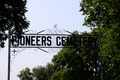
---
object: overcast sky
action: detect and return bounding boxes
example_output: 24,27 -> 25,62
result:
0,0 -> 91,80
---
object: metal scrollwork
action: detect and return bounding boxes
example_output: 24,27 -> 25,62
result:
47,48 -> 61,53
34,48 -> 39,52
10,48 -> 27,64
34,48 -> 61,53
45,24 -> 67,34
25,30 -> 37,34
33,48 -> 48,53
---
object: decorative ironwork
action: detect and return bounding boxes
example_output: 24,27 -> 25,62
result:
45,24 -> 71,34
10,48 -> 27,64
12,49 -> 17,54
47,48 -> 62,53
10,24 -> 69,64
10,23 -> 97,65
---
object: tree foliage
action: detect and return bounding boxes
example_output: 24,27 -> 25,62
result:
17,67 -> 33,80
51,31 -> 104,80
17,63 -> 54,80
80,0 -> 120,28
32,66 -> 48,80
80,0 -> 120,79
32,63 -> 54,80
0,0 -> 29,47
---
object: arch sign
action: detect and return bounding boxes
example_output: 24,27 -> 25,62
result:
10,24 -> 99,63
11,24 -> 98,51
8,24 -> 100,80
10,24 -> 99,65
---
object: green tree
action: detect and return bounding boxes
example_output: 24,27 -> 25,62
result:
17,67 -> 33,80
80,0 -> 120,79
17,63 -> 54,80
0,0 -> 29,47
79,0 -> 120,28
32,66 -> 47,80
51,31 -> 104,80
46,63 -> 55,79
32,63 -> 54,80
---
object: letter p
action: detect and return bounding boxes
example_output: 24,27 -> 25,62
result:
11,36 -> 17,45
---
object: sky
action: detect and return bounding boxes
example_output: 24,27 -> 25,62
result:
0,0 -> 91,80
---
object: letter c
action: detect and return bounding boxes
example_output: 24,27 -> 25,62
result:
56,36 -> 61,46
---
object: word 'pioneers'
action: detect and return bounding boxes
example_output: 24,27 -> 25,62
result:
11,34 -> 98,48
